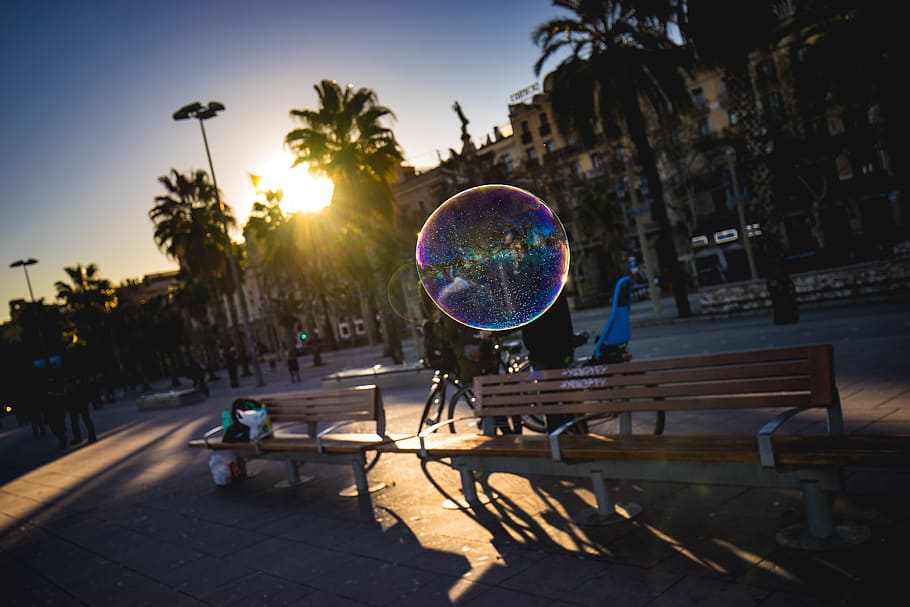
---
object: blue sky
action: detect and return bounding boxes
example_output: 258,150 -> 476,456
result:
0,0 -> 565,322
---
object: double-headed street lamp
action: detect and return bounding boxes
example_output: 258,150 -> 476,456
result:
10,258 -> 38,302
173,101 -> 264,387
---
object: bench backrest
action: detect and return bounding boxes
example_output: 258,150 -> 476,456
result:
255,384 -> 384,436
474,345 -> 840,433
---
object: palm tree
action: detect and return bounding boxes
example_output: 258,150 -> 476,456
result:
149,168 -> 246,367
533,0 -> 695,316
286,80 -> 407,362
150,169 -> 233,280
54,263 -> 118,378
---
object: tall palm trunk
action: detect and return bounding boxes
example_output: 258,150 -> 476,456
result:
622,79 -> 692,317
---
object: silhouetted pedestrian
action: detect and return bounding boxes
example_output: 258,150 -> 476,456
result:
19,367 -> 48,439
225,346 -> 239,388
68,376 -> 97,445
521,290 -> 584,432
286,350 -> 301,383
41,370 -> 69,450
187,358 -> 209,395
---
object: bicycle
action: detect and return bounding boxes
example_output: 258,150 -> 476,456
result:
417,368 -> 478,434
490,277 -> 665,436
417,276 -> 665,436
418,330 -> 546,435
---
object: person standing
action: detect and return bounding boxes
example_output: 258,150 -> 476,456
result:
67,375 -> 97,445
41,369 -> 70,450
225,345 -> 240,388
521,290 -> 583,432
286,350 -> 301,383
187,358 -> 209,396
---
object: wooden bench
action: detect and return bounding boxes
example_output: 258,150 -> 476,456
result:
189,384 -> 407,496
383,344 -> 910,549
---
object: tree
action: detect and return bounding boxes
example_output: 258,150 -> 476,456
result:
150,169 -> 233,282
533,0 -> 695,316
677,1 -> 781,260
149,168 -> 245,367
286,80 -> 407,362
54,263 -> 117,361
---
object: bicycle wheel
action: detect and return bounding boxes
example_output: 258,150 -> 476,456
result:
519,414 -> 548,433
445,385 -> 479,433
585,411 -> 665,435
418,371 -> 450,434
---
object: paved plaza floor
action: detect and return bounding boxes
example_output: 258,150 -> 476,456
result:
2,298 -> 909,606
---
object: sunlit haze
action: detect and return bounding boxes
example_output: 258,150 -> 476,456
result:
0,0 -> 563,322
248,152 -> 334,217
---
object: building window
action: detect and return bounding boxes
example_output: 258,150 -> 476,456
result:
697,117 -> 710,137
526,147 -> 537,162
520,120 -> 532,144
691,87 -> 706,108
501,154 -> 513,172
543,140 -> 555,155
539,112 -> 551,136
755,60 -> 778,90
727,110 -> 738,126
762,92 -> 784,118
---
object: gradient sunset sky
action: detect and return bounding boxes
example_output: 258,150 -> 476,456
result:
1,0 -> 565,321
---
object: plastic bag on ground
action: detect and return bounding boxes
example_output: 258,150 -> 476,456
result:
208,451 -> 238,486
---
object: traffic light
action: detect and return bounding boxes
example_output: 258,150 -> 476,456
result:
299,331 -> 308,343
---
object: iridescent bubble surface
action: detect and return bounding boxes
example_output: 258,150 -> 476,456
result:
386,263 -> 423,323
416,184 -> 570,331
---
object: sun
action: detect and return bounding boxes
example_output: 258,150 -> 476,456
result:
249,151 -> 334,214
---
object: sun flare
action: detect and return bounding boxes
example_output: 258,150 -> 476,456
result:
249,151 -> 333,214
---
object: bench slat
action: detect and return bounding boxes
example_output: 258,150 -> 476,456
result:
258,386 -> 380,424
474,345 -> 834,419
480,377 -> 812,404
478,360 -> 811,394
383,433 -> 910,468
477,393 -> 814,417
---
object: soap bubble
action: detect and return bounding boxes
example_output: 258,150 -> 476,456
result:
415,184 -> 570,331
386,262 -> 424,323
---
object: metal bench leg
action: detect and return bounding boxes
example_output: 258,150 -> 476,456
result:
236,457 -> 248,479
776,480 -> 871,550
274,460 -> 314,489
573,471 -> 641,526
440,467 -> 496,510
593,470 -> 615,517
338,460 -> 386,497
460,468 -> 479,503
804,480 -> 835,539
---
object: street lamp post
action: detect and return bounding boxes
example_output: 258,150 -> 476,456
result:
173,101 -> 264,387
725,148 -> 759,281
10,258 -> 38,301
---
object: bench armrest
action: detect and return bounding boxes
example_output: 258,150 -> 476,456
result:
417,416 -> 477,458
316,420 -> 357,453
252,429 -> 274,455
757,406 -> 810,467
203,424 -> 224,447
549,413 -> 602,462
